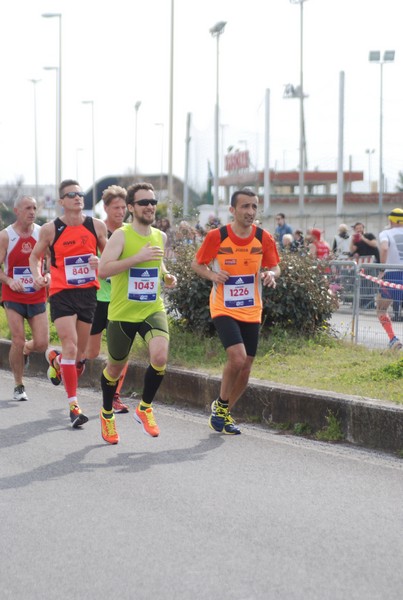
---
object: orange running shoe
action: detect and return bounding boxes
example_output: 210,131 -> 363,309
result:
100,410 -> 119,444
112,394 -> 129,414
134,404 -> 160,437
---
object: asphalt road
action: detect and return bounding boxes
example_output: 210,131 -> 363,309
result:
331,305 -> 403,350
1,370 -> 403,600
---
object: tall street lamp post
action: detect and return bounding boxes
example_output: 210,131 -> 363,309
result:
365,148 -> 375,192
210,20 -> 226,218
290,0 -> 307,217
43,65 -> 59,207
155,123 -> 164,195
167,0 -> 174,224
82,100 -> 96,215
134,101 -> 141,176
29,78 -> 41,202
369,50 -> 395,213
42,13 -> 62,191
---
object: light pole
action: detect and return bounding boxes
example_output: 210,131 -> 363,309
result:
155,123 -> 164,195
82,100 -> 96,215
42,13 -> 62,190
263,88 -> 271,218
43,66 -> 59,206
210,20 -> 226,218
369,50 -> 395,213
220,123 -> 228,177
134,101 -> 141,176
28,79 -> 41,201
365,148 -> 375,192
183,112 -> 191,218
290,0 -> 307,216
167,0 -> 174,224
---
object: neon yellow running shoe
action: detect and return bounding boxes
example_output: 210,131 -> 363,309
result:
45,348 -> 62,386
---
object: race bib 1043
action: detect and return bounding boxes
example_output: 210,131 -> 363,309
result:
128,267 -> 159,302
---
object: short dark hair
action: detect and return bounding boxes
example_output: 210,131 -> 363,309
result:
126,182 -> 155,206
276,213 -> 285,219
59,179 -> 80,198
230,187 -> 257,207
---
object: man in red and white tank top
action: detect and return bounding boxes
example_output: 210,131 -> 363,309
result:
0,196 -> 49,401
30,179 -> 108,429
308,228 -> 331,260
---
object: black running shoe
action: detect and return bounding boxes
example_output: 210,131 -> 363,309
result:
69,404 -> 89,428
209,399 -> 227,432
223,413 -> 241,435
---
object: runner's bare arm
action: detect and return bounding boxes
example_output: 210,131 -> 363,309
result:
29,222 -> 54,287
0,230 -> 11,286
191,259 -> 229,284
93,218 -> 108,253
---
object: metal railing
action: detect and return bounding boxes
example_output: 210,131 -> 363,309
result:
329,260 -> 403,349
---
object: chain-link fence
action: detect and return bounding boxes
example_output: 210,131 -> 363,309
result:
329,260 -> 403,350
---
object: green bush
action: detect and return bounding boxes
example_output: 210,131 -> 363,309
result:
262,252 -> 338,335
166,243 -> 214,336
166,241 -> 338,337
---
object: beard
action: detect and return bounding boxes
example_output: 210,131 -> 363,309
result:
136,213 -> 155,226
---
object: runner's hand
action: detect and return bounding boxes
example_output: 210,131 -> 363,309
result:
262,270 -> 276,288
214,270 -> 230,284
135,243 -> 164,263
163,273 -> 177,288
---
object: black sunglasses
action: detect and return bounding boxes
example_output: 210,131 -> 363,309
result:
61,192 -> 85,199
133,199 -> 158,207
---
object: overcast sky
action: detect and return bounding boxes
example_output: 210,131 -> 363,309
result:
0,0 -> 402,197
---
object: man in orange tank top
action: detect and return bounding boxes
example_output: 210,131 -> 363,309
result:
0,195 -> 49,401
191,188 -> 280,435
30,180 -> 108,428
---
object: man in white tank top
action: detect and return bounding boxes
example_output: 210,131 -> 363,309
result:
377,208 -> 403,350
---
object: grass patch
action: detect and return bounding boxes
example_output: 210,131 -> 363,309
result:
315,410 -> 345,442
293,422 -> 313,436
1,310 -> 402,405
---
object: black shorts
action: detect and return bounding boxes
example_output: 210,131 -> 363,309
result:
90,301 -> 109,335
107,312 -> 169,364
3,301 -> 47,319
49,288 -> 97,324
213,316 -> 260,357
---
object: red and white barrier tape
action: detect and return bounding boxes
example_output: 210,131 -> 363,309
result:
359,269 -> 403,290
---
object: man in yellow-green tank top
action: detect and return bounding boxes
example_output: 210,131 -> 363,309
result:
98,182 -> 177,444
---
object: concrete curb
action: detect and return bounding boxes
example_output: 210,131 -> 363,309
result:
1,339 -> 402,453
